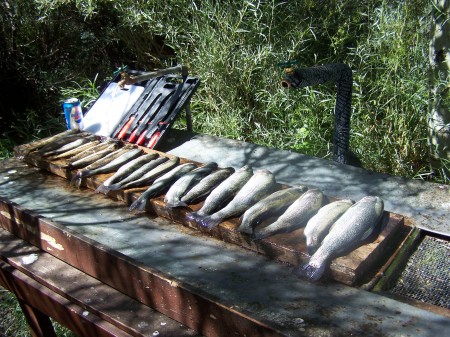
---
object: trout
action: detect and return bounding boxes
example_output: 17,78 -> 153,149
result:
22,129 -> 80,155
197,169 -> 277,230
181,167 -> 235,205
129,163 -> 197,211
298,196 -> 384,281
238,186 -> 307,234
253,189 -> 324,240
303,199 -> 354,254
40,136 -> 96,156
71,147 -> 142,187
95,153 -> 159,194
164,162 -> 218,208
187,165 -> 253,221
48,140 -> 100,160
108,157 -> 179,191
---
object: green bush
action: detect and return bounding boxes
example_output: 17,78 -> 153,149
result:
0,0 -> 437,181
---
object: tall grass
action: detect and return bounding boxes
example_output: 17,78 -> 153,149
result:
0,0 -> 437,181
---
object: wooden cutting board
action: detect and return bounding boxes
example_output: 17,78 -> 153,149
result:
14,134 -> 409,286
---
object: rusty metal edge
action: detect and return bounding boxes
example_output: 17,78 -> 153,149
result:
0,259 -> 132,337
0,196 -> 291,337
0,228 -> 201,337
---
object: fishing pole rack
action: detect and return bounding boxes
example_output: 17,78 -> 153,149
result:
97,67 -> 200,149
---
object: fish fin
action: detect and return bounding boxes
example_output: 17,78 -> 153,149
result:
197,215 -> 222,230
294,260 -> 326,282
186,212 -> 198,222
251,227 -> 277,240
129,197 -> 147,212
360,226 -> 375,241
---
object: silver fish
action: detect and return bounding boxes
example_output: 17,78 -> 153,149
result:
181,167 -> 235,205
187,165 -> 253,221
129,163 -> 197,211
79,145 -> 134,171
109,157 -> 180,191
95,153 -> 159,194
303,199 -> 354,255
22,129 -> 80,155
48,140 -> 101,160
66,143 -> 118,170
197,169 -> 277,230
298,196 -> 384,281
37,132 -> 90,154
164,162 -> 218,208
253,189 -> 324,240
67,139 -> 118,163
71,147 -> 141,187
41,136 -> 96,156
238,186 -> 307,235
105,156 -> 171,192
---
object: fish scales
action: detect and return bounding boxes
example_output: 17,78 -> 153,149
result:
22,129 -> 80,155
36,132 -> 90,154
105,156 -> 172,192
40,136 -> 96,157
48,140 -> 100,160
95,153 -> 159,194
68,140 -> 118,163
238,186 -> 308,234
129,163 -> 197,211
71,147 -> 142,187
164,162 -> 218,208
181,167 -> 235,205
198,169 -> 277,230
303,199 -> 354,254
82,145 -> 135,171
187,165 -> 253,221
299,196 -> 384,281
109,157 -> 180,191
66,145 -> 118,170
253,189 -> 324,240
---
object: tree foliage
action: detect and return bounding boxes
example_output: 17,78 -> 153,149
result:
0,0 -> 438,181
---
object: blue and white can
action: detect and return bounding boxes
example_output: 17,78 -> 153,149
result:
62,98 -> 83,130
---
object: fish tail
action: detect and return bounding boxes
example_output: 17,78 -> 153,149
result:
129,196 -> 148,212
252,227 -> 277,240
197,214 -> 222,230
94,184 -> 109,194
294,260 -> 326,282
237,224 -> 253,235
106,183 -> 121,192
251,231 -> 268,240
306,244 -> 319,256
70,173 -> 82,188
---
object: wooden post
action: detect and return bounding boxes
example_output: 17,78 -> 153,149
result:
428,0 -> 450,177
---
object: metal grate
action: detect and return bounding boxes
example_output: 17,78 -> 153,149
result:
390,235 -> 450,309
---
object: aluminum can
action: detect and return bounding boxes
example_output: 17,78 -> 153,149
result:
62,98 -> 83,130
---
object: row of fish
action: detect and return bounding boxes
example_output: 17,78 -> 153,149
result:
22,130 -> 385,281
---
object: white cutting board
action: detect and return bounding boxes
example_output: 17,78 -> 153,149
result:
81,82 -> 145,137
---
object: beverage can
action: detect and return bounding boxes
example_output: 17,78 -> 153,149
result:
62,98 -> 83,130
